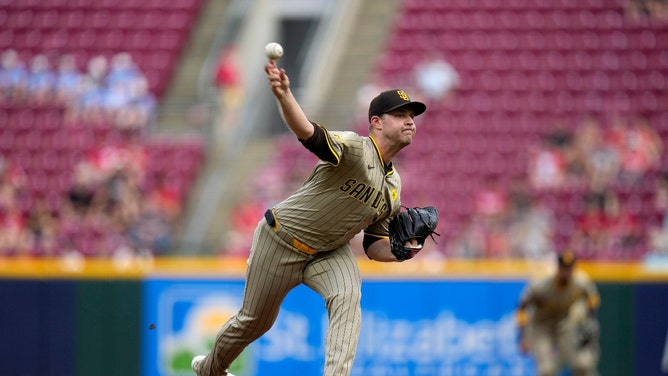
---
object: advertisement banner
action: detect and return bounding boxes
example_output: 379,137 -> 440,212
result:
357,280 -> 533,376
142,278 -> 534,376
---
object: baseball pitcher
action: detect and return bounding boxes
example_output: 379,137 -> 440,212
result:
191,58 -> 439,376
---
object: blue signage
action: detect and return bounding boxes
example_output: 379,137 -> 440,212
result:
142,278 -> 535,376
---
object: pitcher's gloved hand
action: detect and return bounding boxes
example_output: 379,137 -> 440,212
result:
389,206 -> 440,260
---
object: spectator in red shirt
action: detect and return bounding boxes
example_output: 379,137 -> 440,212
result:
570,191 -> 609,259
617,116 -> 662,185
602,191 -> 642,259
214,45 -> 243,135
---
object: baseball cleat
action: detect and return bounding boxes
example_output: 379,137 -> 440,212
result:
191,355 -> 205,373
191,355 -> 236,376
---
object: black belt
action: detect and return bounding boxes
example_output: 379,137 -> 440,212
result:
264,209 -> 318,255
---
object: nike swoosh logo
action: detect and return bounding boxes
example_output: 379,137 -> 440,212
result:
368,165 -> 375,170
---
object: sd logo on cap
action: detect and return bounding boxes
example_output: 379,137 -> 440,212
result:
368,90 -> 427,122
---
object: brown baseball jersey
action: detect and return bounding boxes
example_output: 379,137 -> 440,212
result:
518,271 -> 599,326
275,123 -> 402,251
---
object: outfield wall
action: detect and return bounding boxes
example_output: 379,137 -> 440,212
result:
0,257 -> 666,376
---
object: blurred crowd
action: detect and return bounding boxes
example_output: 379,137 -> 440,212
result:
450,113 -> 666,261
0,49 -> 187,259
0,133 -> 183,259
0,48 -> 156,130
528,114 -> 662,192
448,176 -> 556,260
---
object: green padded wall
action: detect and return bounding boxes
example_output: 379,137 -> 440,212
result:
75,280 -> 142,376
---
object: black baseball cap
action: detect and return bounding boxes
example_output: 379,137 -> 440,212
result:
368,89 -> 427,122
558,250 -> 576,267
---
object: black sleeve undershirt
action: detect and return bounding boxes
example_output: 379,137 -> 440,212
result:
300,122 -> 339,165
363,234 -> 383,253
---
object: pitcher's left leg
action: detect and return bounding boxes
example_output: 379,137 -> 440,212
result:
303,246 -> 362,376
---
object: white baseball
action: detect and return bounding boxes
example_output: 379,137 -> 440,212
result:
265,42 -> 284,60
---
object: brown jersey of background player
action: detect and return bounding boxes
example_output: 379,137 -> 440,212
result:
516,251 -> 601,376
191,60 -> 428,376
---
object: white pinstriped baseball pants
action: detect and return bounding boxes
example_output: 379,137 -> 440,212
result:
197,219 -> 362,376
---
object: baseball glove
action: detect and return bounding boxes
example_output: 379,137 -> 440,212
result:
389,206 -> 440,261
576,318 -> 599,348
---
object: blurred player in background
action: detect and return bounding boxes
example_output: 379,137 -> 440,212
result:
516,250 -> 601,376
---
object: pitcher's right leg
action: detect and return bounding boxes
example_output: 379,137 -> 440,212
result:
195,222 -> 311,375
